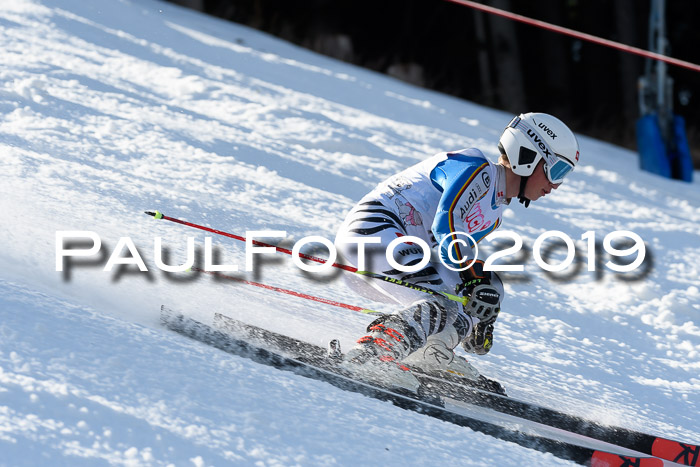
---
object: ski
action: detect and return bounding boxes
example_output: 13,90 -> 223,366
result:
160,306 -> 664,467
413,372 -> 700,467
209,310 -> 698,467
210,311 -> 506,395
214,313 -> 700,466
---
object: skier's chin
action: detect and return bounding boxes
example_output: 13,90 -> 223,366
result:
524,191 -> 541,202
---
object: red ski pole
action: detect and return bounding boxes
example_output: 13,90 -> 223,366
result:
191,266 -> 381,315
145,210 -> 356,272
145,210 -> 468,306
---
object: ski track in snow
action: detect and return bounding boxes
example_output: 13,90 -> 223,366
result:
0,0 -> 698,464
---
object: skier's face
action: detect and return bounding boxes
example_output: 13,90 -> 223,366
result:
524,160 -> 561,201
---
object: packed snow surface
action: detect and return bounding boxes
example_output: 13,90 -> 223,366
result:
1,0 -> 699,465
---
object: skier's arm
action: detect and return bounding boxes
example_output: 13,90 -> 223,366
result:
431,161 -> 491,269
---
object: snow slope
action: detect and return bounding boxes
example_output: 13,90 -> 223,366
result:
1,0 -> 698,464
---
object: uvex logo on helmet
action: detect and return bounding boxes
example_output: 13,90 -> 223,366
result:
525,129 -> 552,158
536,121 -> 557,139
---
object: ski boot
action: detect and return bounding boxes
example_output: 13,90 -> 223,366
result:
341,320 -> 421,393
402,327 -> 481,381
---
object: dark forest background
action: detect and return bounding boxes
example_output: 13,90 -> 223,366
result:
168,0 -> 700,167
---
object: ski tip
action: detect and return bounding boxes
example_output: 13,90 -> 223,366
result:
590,451 -> 663,467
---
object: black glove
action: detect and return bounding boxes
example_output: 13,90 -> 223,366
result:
462,322 -> 494,355
457,260 -> 503,325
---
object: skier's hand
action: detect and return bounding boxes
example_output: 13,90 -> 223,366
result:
462,322 -> 494,355
457,260 -> 502,325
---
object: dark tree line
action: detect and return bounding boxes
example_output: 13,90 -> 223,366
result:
172,0 -> 700,167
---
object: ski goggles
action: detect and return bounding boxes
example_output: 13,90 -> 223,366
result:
544,156 -> 574,184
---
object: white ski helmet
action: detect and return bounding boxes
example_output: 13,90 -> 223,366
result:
498,112 -> 580,184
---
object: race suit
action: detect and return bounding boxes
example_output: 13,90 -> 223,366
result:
335,148 -> 508,349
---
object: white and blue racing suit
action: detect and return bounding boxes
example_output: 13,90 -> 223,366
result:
336,148 -> 509,350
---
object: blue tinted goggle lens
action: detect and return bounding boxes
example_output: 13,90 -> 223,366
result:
546,158 -> 574,183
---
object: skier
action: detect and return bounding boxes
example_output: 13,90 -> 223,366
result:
334,112 -> 580,390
